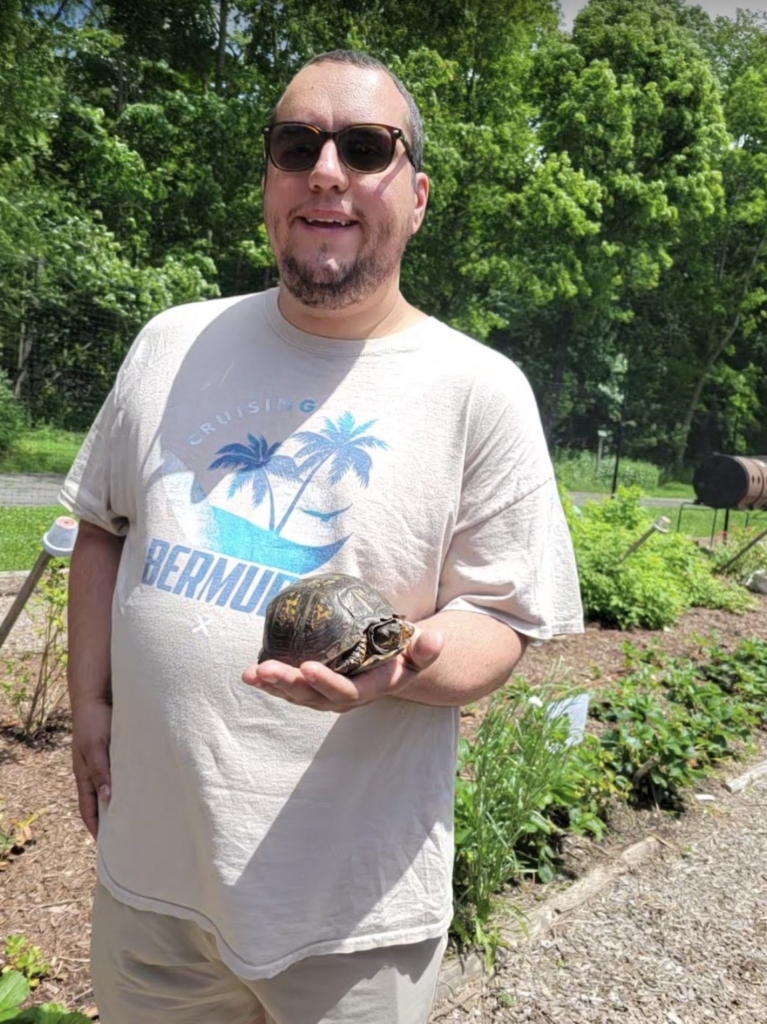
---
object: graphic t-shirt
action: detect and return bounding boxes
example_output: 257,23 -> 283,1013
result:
60,289 -> 583,979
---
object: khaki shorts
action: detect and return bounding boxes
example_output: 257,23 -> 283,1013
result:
91,883 -> 448,1024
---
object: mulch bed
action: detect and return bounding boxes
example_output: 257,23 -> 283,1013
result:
1,594 -> 765,1016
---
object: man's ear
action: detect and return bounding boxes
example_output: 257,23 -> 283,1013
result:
410,172 -> 429,236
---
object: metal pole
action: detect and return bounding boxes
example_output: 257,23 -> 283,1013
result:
0,550 -> 51,651
717,525 -> 767,574
709,508 -> 718,547
616,517 -> 671,564
610,418 -> 623,497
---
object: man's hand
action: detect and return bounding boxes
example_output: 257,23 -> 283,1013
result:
71,700 -> 112,838
242,628 -> 444,712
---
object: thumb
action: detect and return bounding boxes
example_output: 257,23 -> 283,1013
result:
86,750 -> 112,802
403,627 -> 444,672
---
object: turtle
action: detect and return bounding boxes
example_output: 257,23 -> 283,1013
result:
258,573 -> 415,677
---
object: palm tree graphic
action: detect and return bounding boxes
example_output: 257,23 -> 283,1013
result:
208,434 -> 299,531
275,412 -> 387,534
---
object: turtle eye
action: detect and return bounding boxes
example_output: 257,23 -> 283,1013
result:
369,621 -> 402,653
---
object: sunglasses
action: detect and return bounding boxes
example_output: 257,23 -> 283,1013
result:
262,122 -> 415,174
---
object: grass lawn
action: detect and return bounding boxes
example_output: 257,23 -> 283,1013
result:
653,481 -> 697,499
655,503 -> 765,540
0,427 -> 84,474
0,506 -> 68,572
552,452 -> 696,501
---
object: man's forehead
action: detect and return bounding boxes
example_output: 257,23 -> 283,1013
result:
276,63 -> 409,129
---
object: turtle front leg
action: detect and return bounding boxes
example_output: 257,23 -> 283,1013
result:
330,639 -> 368,676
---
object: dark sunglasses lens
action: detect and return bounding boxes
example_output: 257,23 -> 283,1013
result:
338,126 -> 395,172
269,125 -> 322,171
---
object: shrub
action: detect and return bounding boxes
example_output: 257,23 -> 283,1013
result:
566,488 -> 754,629
1,562 -> 69,739
708,526 -> 767,582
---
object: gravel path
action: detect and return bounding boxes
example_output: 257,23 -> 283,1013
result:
0,473 -> 65,506
440,772 -> 767,1023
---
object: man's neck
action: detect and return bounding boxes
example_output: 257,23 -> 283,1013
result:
276,281 -> 427,340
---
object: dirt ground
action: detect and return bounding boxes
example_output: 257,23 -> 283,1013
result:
0,592 -> 766,1019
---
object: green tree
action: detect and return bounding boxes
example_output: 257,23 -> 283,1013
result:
504,0 -> 727,449
650,10 -> 767,466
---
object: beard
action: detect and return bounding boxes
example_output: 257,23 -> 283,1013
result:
275,222 -> 410,310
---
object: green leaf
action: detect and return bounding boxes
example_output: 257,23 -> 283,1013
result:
10,1006 -> 93,1023
0,972 -> 29,1015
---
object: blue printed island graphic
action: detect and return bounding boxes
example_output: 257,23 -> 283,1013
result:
171,413 -> 388,577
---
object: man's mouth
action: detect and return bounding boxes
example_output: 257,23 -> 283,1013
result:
299,217 -> 357,228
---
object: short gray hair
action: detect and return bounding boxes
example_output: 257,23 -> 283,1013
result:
276,49 -> 425,172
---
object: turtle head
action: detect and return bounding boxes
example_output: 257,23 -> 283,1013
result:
369,617 -> 415,655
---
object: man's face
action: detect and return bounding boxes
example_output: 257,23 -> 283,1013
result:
262,62 -> 429,311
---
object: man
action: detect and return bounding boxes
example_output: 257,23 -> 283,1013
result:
63,49 -> 583,1024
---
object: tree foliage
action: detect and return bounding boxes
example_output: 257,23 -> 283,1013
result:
0,0 -> 765,462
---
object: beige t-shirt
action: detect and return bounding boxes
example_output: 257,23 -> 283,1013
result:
61,289 -> 582,979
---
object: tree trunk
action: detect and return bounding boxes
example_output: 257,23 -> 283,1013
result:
672,317 -> 739,473
540,306 -> 573,443
14,319 -> 33,401
215,0 -> 229,94
673,230 -> 767,471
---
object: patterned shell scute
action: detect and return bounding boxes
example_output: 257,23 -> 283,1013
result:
259,573 -> 410,672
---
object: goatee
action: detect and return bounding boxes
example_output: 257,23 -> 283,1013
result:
278,230 -> 408,309
279,253 -> 389,308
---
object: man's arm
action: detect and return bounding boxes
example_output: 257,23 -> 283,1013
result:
244,610 -> 528,712
67,519 -> 125,837
392,610 -> 527,706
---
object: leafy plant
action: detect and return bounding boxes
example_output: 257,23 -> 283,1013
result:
709,527 -> 767,582
594,652 -> 757,807
1,938 -> 49,987
598,688 -> 706,806
0,811 -> 39,869
547,737 -> 627,829
566,488 -> 754,629
0,971 -> 28,1022
0,969 -> 91,1022
452,683 -> 583,962
701,638 -> 767,724
1,562 -> 69,739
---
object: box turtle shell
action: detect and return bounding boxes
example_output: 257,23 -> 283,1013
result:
258,573 -> 414,677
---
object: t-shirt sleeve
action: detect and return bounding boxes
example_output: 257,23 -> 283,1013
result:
438,359 -> 583,640
58,384 -> 131,536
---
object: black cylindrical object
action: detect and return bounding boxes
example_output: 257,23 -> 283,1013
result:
692,455 -> 767,510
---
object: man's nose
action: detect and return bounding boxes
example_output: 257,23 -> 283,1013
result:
308,140 -> 349,190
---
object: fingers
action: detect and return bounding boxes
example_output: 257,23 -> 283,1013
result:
75,778 -> 100,841
242,628 -> 445,711
244,660 -> 355,709
72,742 -> 111,839
297,662 -> 366,706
